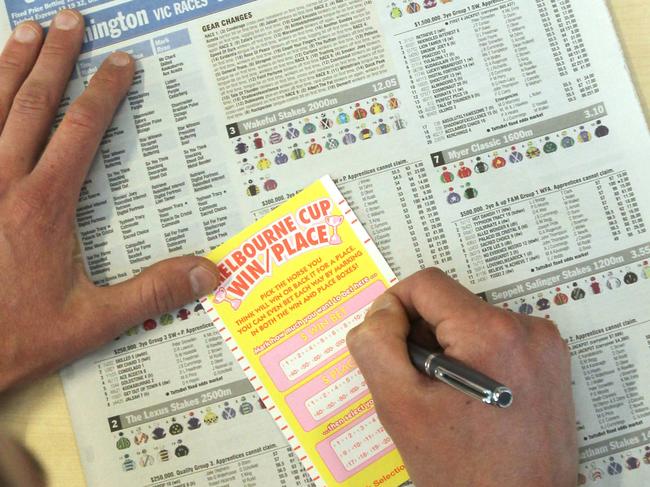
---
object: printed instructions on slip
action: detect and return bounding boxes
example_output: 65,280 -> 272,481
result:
201,176 -> 408,487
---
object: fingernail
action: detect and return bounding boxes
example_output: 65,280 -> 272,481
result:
14,23 -> 39,43
54,10 -> 80,30
108,52 -> 131,67
366,293 -> 397,318
189,266 -> 218,297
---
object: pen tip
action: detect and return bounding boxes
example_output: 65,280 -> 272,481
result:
495,388 -> 513,408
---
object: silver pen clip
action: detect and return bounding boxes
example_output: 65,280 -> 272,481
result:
431,364 -> 513,408
410,344 -> 513,409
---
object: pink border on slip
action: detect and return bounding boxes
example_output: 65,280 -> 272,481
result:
260,281 -> 386,391
315,411 -> 396,482
285,356 -> 368,431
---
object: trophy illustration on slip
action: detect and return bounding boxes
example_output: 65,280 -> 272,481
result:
214,287 -> 241,310
325,215 -> 344,245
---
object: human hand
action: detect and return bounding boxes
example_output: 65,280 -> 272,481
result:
0,434 -> 46,487
0,11 -> 219,391
347,269 -> 577,487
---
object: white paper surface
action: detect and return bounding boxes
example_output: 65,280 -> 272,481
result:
1,0 -> 649,485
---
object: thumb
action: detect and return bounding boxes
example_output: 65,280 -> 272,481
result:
346,292 -> 421,410
95,256 -> 219,333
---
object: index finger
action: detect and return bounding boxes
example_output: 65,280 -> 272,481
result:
388,268 -> 489,330
388,269 -> 526,366
0,22 -> 43,133
28,52 -> 134,210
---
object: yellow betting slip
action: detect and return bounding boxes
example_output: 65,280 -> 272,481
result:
200,176 -> 409,487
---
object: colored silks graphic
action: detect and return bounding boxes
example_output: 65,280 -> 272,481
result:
286,124 -> 300,139
509,150 -> 524,164
606,275 -> 621,289
143,318 -> 156,331
175,445 -> 189,457
139,453 -> 154,467
553,292 -> 568,305
320,117 -> 334,129
116,435 -> 131,450
343,130 -> 357,145
370,100 -> 384,114
303,122 -> 317,134
492,156 -> 507,168
376,120 -> 390,134
571,287 -> 585,300
457,166 -> 472,178
124,325 -> 138,335
561,133 -> 575,148
240,160 -> 254,173
240,400 -> 254,415
595,122 -> 610,137
543,138 -> 558,153
624,272 -> 638,284
253,134 -> 264,149
203,408 -> 218,424
518,303 -> 533,315
353,105 -> 368,119
122,457 -> 135,471
257,155 -> 272,170
577,127 -> 592,143
590,280 -> 601,294
325,136 -> 340,150
309,141 -> 323,155
474,161 -> 488,173
607,458 -> 623,475
235,139 -> 248,154
360,128 -> 373,140
152,427 -> 166,439
291,145 -> 306,160
526,143 -> 541,158
464,187 -> 478,199
222,403 -> 237,419
406,2 -> 421,13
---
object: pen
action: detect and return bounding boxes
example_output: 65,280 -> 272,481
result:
407,342 -> 513,408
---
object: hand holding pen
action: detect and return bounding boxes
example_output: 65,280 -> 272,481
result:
346,269 -> 578,487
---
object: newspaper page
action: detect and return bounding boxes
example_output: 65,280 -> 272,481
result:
0,0 -> 649,485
